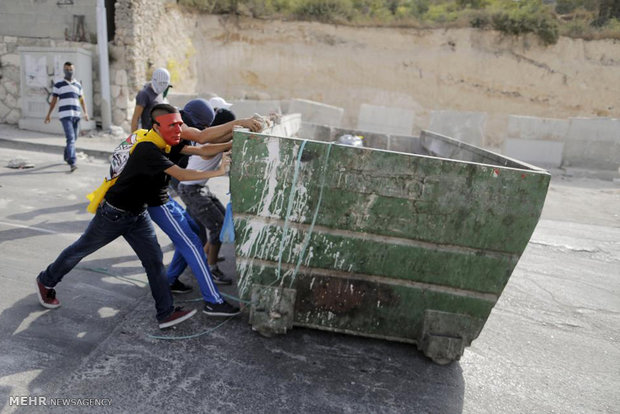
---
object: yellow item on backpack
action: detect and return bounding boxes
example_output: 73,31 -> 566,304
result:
86,129 -> 171,213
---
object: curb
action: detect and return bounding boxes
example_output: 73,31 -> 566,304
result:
0,137 -> 113,161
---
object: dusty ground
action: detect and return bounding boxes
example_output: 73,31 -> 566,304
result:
0,122 -> 618,412
154,10 -> 620,146
0,143 -> 617,413
541,173 -> 620,226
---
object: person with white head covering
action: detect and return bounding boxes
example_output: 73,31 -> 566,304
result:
208,96 -> 233,111
131,68 -> 171,132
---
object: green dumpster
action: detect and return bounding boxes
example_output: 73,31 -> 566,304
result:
229,129 -> 550,364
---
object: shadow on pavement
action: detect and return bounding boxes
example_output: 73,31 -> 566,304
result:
0,163 -> 68,177
7,203 -> 86,222
0,219 -> 92,245
0,254 -> 152,411
43,241 -> 467,413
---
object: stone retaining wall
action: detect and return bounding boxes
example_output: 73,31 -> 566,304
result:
0,36 -> 98,125
0,0 -> 174,131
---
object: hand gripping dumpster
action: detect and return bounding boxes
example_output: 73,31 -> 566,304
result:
229,129 -> 550,364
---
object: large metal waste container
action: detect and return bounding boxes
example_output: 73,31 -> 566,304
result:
229,129 -> 550,364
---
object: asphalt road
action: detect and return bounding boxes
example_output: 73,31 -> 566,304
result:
0,145 -> 618,413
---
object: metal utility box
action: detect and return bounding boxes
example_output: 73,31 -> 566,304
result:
230,129 -> 550,364
18,47 -> 96,134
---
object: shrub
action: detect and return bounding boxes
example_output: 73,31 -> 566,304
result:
469,9 -> 490,27
424,2 -> 460,23
176,0 -> 619,43
556,0 -> 580,15
488,0 -> 559,44
561,19 -> 588,37
393,0 -> 429,18
294,0 -> 355,22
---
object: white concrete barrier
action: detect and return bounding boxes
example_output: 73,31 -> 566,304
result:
428,110 -> 486,147
564,117 -> 620,170
357,104 -> 414,135
264,113 -> 302,138
503,115 -> 568,168
230,100 -> 282,119
504,139 -> 564,168
506,115 -> 569,141
166,93 -> 198,109
288,98 -> 343,127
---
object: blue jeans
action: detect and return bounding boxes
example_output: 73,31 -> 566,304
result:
60,116 -> 80,166
38,201 -> 174,322
148,199 -> 223,304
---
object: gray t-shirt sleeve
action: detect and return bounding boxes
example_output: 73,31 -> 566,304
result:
135,89 -> 152,108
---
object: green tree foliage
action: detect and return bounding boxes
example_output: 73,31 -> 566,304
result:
294,0 -> 355,22
487,0 -> 559,44
178,0 -> 620,44
596,0 -> 620,25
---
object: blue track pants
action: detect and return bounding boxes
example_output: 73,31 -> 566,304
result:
148,199 -> 223,304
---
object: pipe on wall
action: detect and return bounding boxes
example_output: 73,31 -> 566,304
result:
96,0 -> 112,130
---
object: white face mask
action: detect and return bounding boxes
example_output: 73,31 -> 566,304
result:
152,81 -> 168,95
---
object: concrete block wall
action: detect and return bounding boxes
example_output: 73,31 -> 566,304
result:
0,36 -> 98,126
357,104 -> 414,136
0,36 -> 22,125
503,116 -> 568,168
230,100 -> 283,119
503,115 -> 620,171
109,0 -> 175,131
0,0 -> 106,127
389,134 -> 424,154
298,122 -> 331,142
298,122 -> 421,154
263,114 -> 302,138
166,93 -> 199,110
17,46 -> 97,134
288,98 -> 344,127
503,140 -> 564,168
506,115 -> 569,141
428,110 -> 486,147
0,0 -> 617,171
0,0 -> 174,132
564,118 -> 620,170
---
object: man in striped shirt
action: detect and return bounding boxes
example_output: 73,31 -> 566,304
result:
44,61 -> 89,172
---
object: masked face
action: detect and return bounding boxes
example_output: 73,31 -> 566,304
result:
64,67 -> 74,80
154,113 -> 183,146
151,68 -> 170,95
151,80 -> 168,95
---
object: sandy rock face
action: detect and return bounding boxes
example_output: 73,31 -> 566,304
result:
156,11 -> 620,142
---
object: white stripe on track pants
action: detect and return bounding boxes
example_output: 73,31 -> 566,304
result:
148,199 -> 223,304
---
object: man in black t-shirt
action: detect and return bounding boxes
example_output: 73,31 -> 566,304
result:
35,104 -> 229,329
146,100 -> 242,316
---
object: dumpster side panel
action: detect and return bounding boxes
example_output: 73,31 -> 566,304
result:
236,261 -> 491,344
234,217 -> 517,295
230,131 -> 550,358
232,133 -> 550,255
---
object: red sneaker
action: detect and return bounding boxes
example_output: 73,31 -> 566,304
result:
35,279 -> 60,309
158,307 -> 197,329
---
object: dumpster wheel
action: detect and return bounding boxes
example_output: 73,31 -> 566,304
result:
249,284 -> 297,337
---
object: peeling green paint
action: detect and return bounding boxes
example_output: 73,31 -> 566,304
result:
230,130 -> 550,363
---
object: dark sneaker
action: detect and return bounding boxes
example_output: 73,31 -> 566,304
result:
210,267 -> 232,285
170,279 -> 192,294
203,301 -> 241,317
70,164 -> 78,172
158,307 -> 197,329
35,279 -> 60,309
